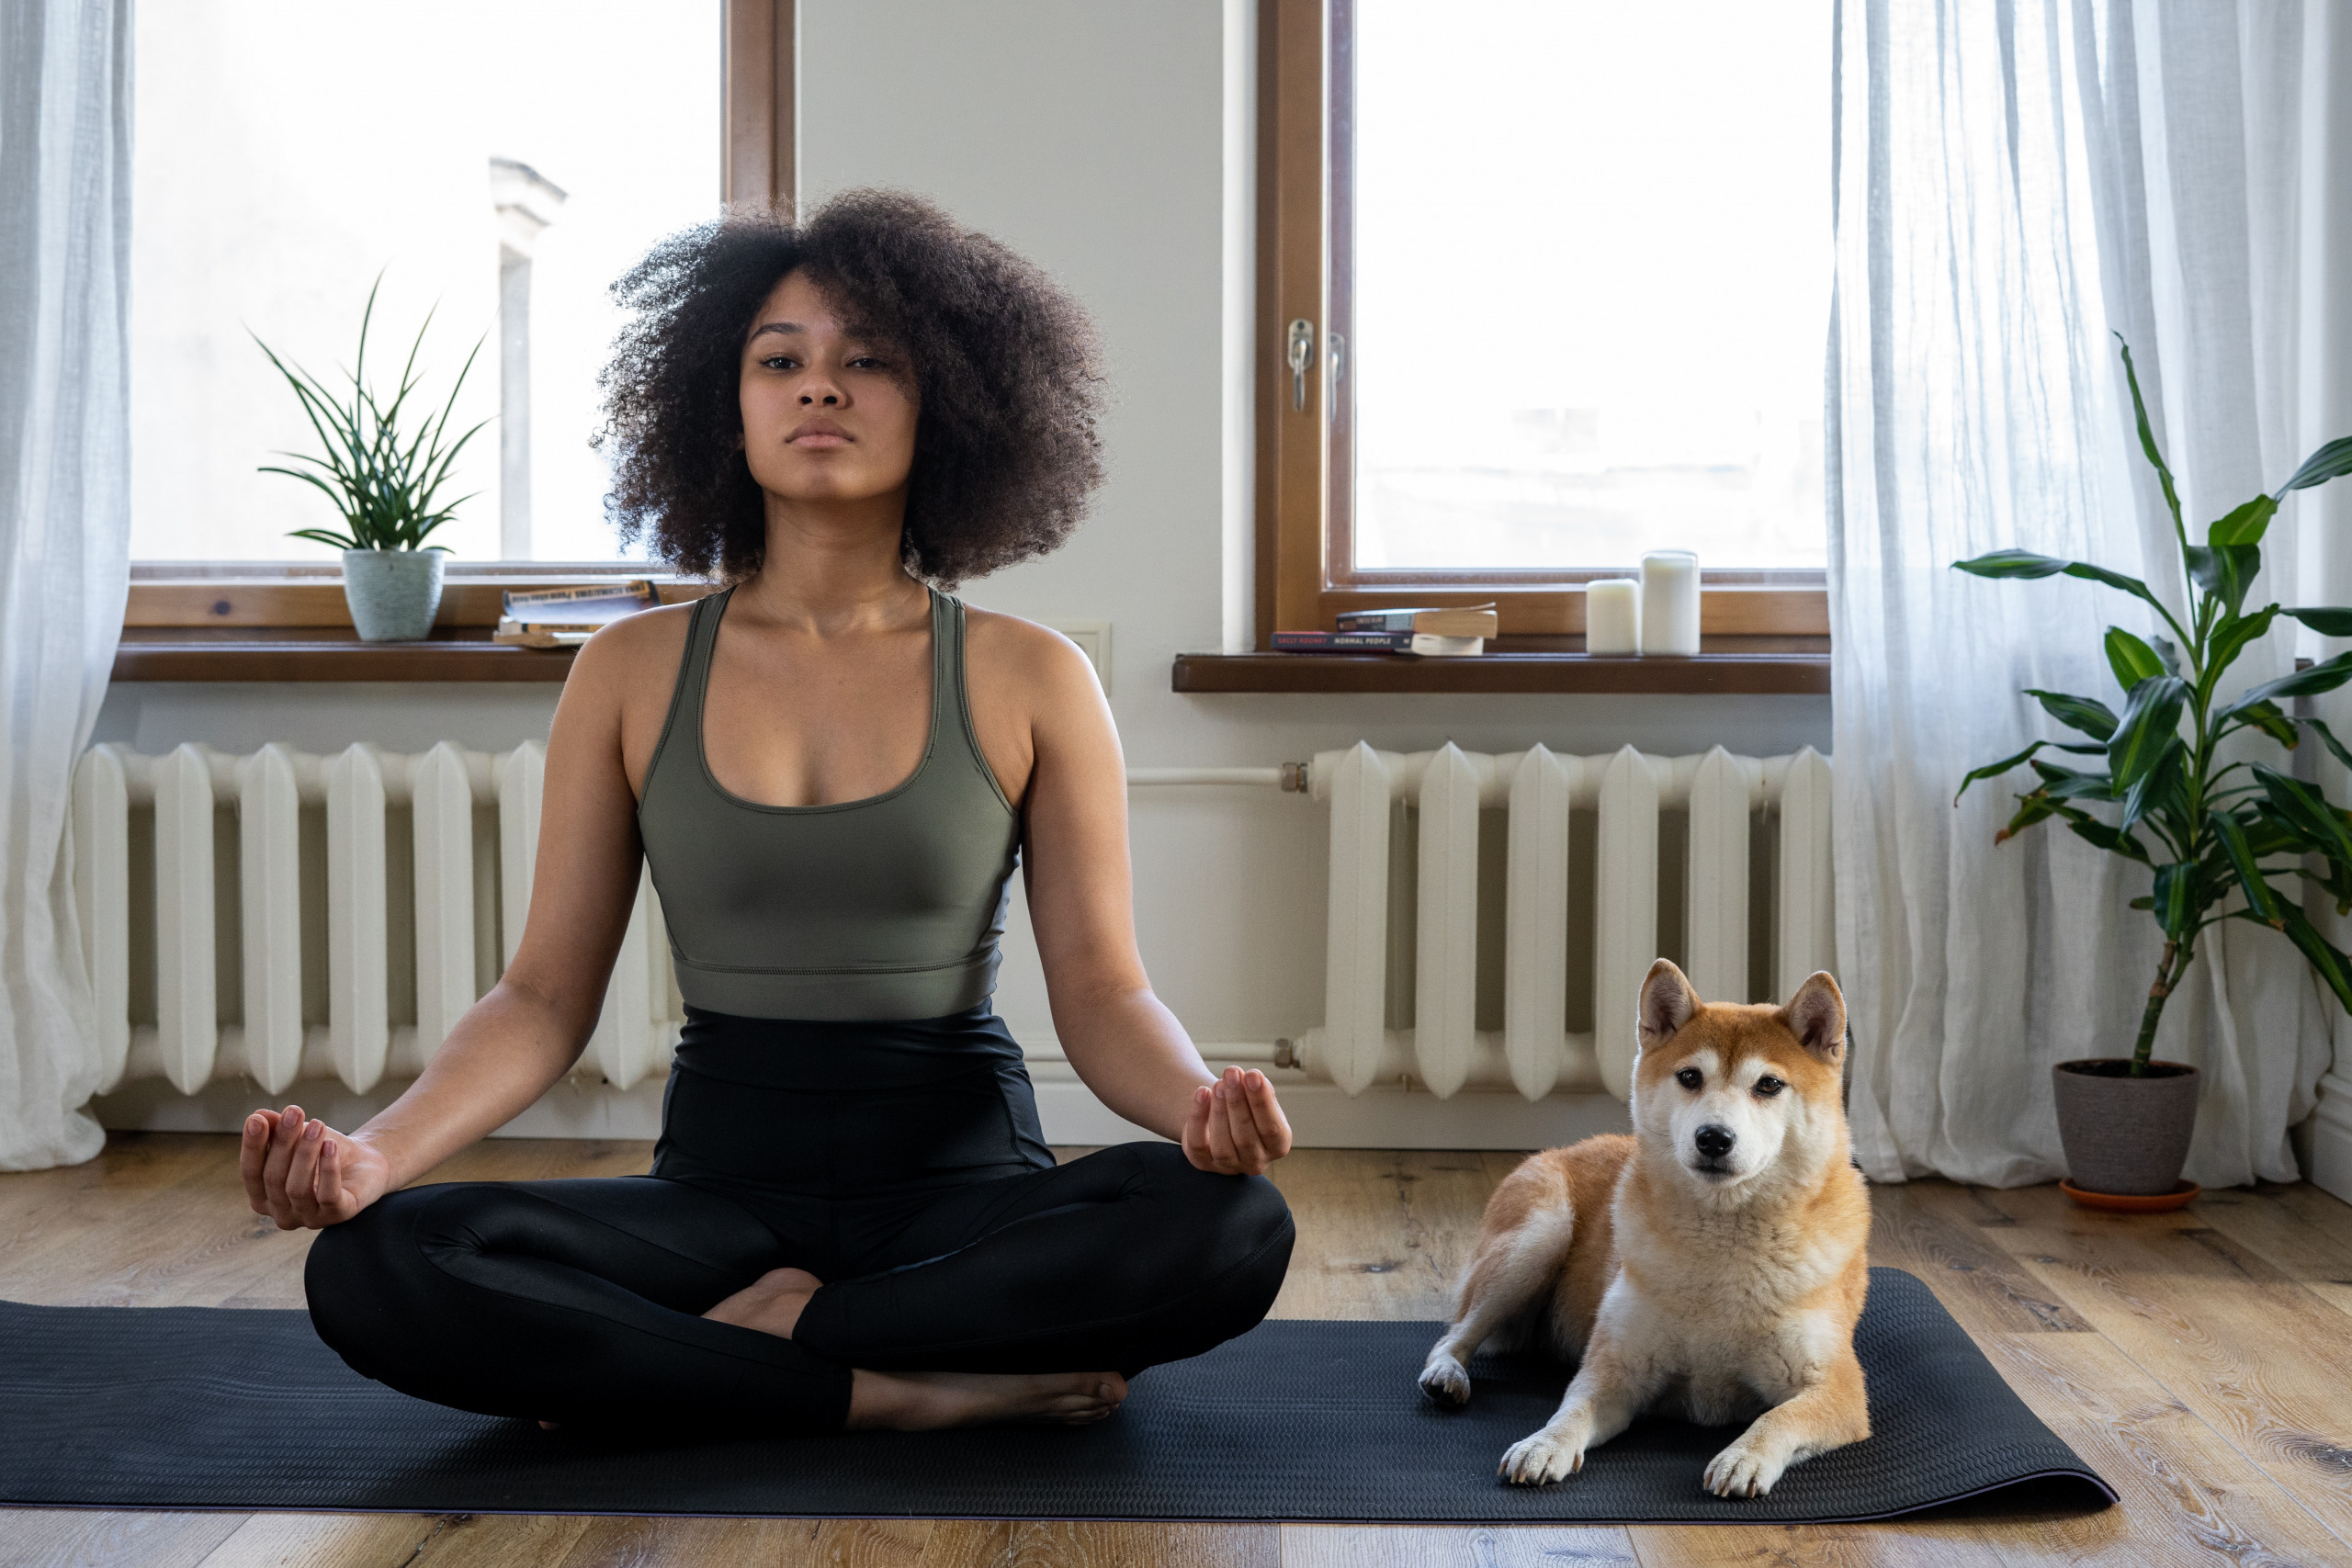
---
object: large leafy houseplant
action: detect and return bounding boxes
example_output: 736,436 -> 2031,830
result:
1955,337 -> 2352,1094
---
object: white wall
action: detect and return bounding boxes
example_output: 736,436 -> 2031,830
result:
94,1 -> 1830,1096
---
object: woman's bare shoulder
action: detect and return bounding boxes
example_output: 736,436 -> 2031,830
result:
561,597 -> 700,707
962,605 -> 1098,697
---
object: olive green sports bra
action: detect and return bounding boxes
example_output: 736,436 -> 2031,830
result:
635,583 -> 1022,1021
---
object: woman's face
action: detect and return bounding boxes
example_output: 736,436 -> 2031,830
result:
737,268 -> 919,509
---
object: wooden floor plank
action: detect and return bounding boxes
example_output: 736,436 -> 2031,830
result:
2256,1179 -> 2352,1251
1868,1182 -> 2093,1335
1625,1520 -> 2011,1567
805,1517 -> 1012,1567
1279,1524 -> 1636,1565
0,1138 -> 261,1304
1262,1148 -> 1507,1321
1005,1521 -> 1279,1567
406,1512 -> 595,1566
1942,1180 -> 2208,1235
2188,1182 -> 2352,1326
0,1507 -> 247,1568
1967,1329 -> 2352,1566
547,1516 -> 824,1566
1971,1201 -> 2352,1550
189,1510 -> 447,1568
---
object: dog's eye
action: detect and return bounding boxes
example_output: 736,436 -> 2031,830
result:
1674,1067 -> 1702,1090
1753,1075 -> 1785,1098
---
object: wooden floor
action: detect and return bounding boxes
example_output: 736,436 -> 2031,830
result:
4,1135 -> 2352,1566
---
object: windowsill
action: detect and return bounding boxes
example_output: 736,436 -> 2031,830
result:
1171,637 -> 1830,695
111,626 -> 580,682
123,566 -> 711,631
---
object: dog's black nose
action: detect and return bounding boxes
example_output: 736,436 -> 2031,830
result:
1694,1124 -> 1736,1160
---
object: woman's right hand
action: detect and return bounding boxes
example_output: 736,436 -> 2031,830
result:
240,1104 -> 391,1230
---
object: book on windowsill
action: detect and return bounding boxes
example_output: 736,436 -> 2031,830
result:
492,580 -> 662,647
492,621 -> 601,648
1332,603 -> 1499,638
1270,630 -> 1487,657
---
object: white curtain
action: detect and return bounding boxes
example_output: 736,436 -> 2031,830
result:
0,0 -> 132,1169
1831,0 -> 2340,1187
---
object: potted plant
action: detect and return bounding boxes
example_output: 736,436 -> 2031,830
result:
252,276 -> 487,641
1954,336 -> 2352,1208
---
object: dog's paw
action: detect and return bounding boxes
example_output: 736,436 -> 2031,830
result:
1419,1355 -> 1472,1406
1702,1437 -> 1785,1499
1498,1427 -> 1587,1485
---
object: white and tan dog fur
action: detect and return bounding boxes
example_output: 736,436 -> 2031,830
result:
1419,958 -> 1871,1497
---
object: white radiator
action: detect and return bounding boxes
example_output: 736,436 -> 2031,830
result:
68,739 -> 1830,1138
1293,743 -> 1834,1104
71,741 -> 679,1100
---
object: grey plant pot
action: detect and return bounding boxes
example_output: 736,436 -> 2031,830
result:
341,548 -> 446,642
2051,1058 -> 2201,1195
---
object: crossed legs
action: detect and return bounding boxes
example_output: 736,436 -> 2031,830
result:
302,1142 -> 1294,1435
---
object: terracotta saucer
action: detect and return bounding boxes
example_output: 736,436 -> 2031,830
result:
2059,1178 -> 2199,1213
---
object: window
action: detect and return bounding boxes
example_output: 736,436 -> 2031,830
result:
129,1 -> 729,566
1258,0 -> 1833,643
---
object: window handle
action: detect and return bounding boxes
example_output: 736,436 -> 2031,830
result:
1287,319 -> 1316,412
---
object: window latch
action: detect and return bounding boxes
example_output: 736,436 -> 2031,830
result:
1287,319 -> 1316,412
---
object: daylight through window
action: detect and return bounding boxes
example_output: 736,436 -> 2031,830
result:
130,1 -> 720,563
1344,0 -> 1832,575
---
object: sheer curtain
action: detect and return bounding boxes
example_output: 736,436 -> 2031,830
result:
1830,0 -> 2337,1188
0,0 -> 132,1169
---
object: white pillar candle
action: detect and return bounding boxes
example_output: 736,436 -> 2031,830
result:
1585,578 -> 1640,655
1640,550 -> 1702,656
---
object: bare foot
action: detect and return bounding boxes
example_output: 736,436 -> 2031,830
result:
703,1266 -> 824,1339
848,1368 -> 1129,1431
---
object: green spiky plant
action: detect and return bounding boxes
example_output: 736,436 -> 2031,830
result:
1953,335 -> 2352,1076
252,274 -> 488,553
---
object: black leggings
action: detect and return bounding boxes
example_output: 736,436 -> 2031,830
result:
302,1004 -> 1295,1433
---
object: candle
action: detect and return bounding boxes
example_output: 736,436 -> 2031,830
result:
1641,550 -> 1701,656
1586,578 -> 1640,655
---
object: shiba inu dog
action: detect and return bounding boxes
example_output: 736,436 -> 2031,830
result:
1418,958 -> 1871,1498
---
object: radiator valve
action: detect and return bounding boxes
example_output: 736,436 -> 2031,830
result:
1279,762 -> 1310,794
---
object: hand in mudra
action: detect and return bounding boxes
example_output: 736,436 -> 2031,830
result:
240,1105 -> 390,1230
1182,1066 -> 1292,1176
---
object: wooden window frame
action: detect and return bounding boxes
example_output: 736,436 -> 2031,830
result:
725,0 -> 796,210
121,0 -> 794,649
1253,0 -> 1829,649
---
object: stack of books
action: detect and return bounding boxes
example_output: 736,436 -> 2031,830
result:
492,581 -> 662,648
1271,603 -> 1498,657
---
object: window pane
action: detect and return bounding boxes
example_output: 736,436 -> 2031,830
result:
1351,0 -> 1831,571
130,1 -> 719,563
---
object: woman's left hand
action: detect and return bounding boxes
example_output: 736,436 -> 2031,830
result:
1182,1066 -> 1293,1176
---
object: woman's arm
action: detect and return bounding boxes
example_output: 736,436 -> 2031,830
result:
241,621 -> 661,1227
1012,630 -> 1292,1175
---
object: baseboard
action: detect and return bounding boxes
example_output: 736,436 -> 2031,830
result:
2306,1072 -> 2352,1205
88,1070 -> 1628,1153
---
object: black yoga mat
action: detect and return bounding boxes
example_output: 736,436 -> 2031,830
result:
0,1268 -> 2109,1524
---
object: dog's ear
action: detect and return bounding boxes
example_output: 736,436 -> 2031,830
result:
1637,959 -> 1700,1053
1781,971 -> 1847,1064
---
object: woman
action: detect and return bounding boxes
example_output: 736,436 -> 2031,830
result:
242,190 -> 1296,1436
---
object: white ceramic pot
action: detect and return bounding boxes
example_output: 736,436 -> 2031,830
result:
340,548 -> 446,642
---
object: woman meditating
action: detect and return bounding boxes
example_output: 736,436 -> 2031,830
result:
239,189 -> 1297,1436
